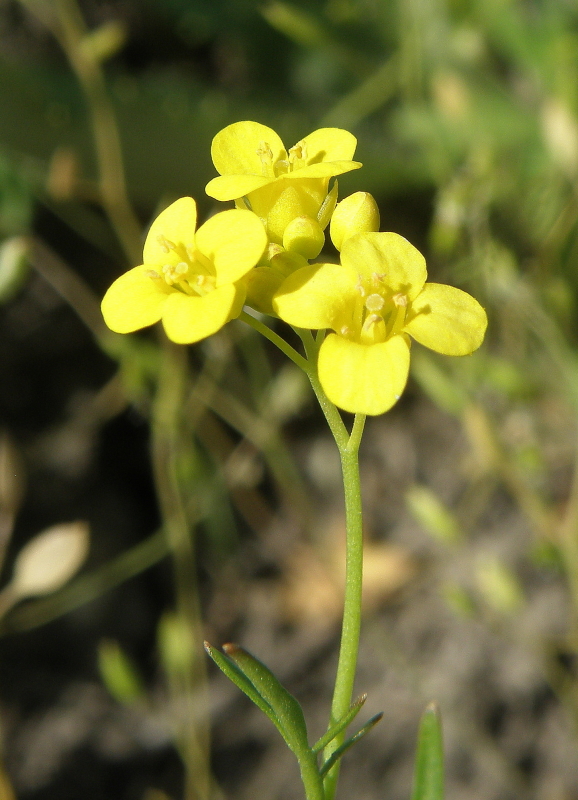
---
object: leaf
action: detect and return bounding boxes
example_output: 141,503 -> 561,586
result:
221,643 -> 310,758
410,703 -> 444,800
204,641 -> 276,724
10,521 -> 90,599
312,694 -> 367,754
319,712 -> 383,776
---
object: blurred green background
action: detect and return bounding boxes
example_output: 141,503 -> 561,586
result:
3,0 -> 578,799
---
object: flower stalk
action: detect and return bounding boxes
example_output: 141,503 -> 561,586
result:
323,413 -> 365,800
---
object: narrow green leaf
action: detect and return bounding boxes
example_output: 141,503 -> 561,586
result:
204,641 -> 278,726
319,712 -> 383,776
410,703 -> 444,800
312,694 -> 367,754
222,643 -> 310,758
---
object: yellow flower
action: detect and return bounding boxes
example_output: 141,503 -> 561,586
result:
205,121 -> 361,243
101,197 -> 267,344
273,232 -> 487,415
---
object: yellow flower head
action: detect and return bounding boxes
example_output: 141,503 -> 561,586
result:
101,197 -> 267,344
205,121 -> 361,243
273,232 -> 487,415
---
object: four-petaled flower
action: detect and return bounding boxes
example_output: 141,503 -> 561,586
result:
101,197 -> 267,344
273,232 -> 487,415
205,121 -> 361,243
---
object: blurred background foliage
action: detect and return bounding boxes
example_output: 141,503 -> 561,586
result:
3,0 -> 578,799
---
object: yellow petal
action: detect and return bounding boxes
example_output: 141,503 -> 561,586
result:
161,283 -> 243,344
265,183 -> 319,243
195,209 -> 267,285
143,197 -> 197,264
284,161 -> 362,179
301,128 -> 358,163
101,266 -> 171,333
211,121 -> 286,176
404,283 -> 487,355
205,174 -> 274,201
341,232 -> 427,300
318,334 -> 411,415
273,263 -> 358,330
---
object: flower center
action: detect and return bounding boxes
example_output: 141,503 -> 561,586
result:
146,234 -> 216,296
348,276 -> 408,345
256,139 -> 309,178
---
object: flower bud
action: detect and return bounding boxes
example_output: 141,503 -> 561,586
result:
245,249 -> 310,315
283,215 -> 325,259
330,192 -> 380,251
245,267 -> 286,315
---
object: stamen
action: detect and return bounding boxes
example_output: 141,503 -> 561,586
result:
360,312 -> 387,344
162,262 -> 189,285
365,313 -> 382,328
355,277 -> 366,297
256,141 -> 274,176
145,269 -> 160,279
288,140 -> 307,167
393,293 -> 408,307
340,325 -> 351,336
157,234 -> 176,253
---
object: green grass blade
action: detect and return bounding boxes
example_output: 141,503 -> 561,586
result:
410,703 -> 444,800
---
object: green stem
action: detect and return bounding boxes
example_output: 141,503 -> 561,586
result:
298,750 -> 327,800
323,413 -> 365,800
239,312 -> 309,373
296,328 -> 367,799
298,330 -> 349,448
246,319 -> 367,800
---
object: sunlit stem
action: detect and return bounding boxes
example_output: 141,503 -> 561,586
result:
245,320 -> 367,800
322,413 -> 365,800
298,329 -> 349,447
239,311 -> 310,373
297,329 -> 366,800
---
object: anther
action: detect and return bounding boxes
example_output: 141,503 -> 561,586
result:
393,293 -> 408,307
288,140 -> 307,166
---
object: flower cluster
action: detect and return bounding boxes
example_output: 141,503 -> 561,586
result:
102,121 -> 487,415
